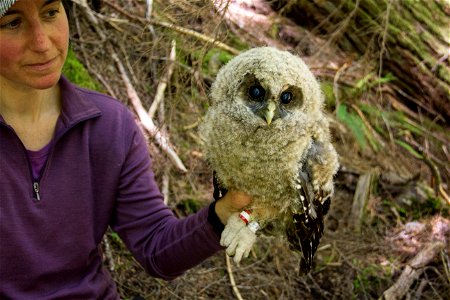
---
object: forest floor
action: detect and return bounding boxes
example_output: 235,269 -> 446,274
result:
65,1 -> 449,299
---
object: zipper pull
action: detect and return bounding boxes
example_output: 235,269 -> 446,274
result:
33,182 -> 41,201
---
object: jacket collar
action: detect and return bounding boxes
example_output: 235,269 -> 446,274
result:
0,76 -> 102,129
58,76 -> 102,129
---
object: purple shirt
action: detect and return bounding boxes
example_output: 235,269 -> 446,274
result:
0,76 -> 223,299
27,142 -> 52,180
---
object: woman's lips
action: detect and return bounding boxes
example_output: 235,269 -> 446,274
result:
25,56 -> 57,72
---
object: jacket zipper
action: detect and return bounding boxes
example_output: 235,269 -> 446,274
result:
28,144 -> 55,201
33,182 -> 41,201
2,123 -> 49,201
25,147 -> 47,202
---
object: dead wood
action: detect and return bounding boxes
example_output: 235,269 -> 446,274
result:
350,171 -> 379,232
148,40 -> 176,119
381,241 -> 445,300
111,50 -> 188,173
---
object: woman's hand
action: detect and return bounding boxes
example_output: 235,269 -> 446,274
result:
214,190 -> 252,225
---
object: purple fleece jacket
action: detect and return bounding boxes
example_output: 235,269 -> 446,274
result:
0,76 -> 223,299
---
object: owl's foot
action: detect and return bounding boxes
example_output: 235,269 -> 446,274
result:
221,213 -> 259,263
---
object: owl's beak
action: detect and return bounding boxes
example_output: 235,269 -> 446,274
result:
265,102 -> 277,125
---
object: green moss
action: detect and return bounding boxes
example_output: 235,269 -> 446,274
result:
62,48 -> 101,91
352,72 -> 395,96
320,81 -> 336,109
201,48 -> 234,75
176,198 -> 202,214
411,191 -> 450,219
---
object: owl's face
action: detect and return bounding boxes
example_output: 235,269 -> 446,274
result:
236,72 -> 305,125
210,47 -> 323,129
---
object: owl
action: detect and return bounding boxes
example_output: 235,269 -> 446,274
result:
199,47 -> 339,275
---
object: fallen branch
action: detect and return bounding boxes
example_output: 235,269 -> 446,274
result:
381,241 -> 445,300
148,40 -> 177,118
145,0 -> 153,20
111,50 -> 188,173
225,254 -> 244,300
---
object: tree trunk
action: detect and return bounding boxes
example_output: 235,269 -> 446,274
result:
271,0 -> 450,122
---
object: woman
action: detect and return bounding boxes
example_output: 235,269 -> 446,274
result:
0,0 -> 251,298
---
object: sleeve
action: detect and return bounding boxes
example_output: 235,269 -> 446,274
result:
110,110 -> 224,280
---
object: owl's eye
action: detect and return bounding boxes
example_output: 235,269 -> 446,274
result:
280,91 -> 293,104
248,85 -> 265,100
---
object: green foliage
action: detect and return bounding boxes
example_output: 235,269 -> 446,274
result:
411,192 -> 450,219
352,72 -> 395,97
352,263 -> 390,299
336,103 -> 368,150
200,48 -> 234,76
62,48 -> 101,91
382,184 -> 449,223
394,140 -> 423,159
176,198 -> 202,214
320,82 -> 336,109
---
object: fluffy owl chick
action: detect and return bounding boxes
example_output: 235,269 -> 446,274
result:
199,47 -> 339,274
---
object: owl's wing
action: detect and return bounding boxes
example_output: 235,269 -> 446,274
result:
286,165 -> 331,276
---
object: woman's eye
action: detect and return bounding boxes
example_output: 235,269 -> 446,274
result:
45,9 -> 60,18
0,18 -> 21,30
280,91 -> 293,104
248,85 -> 265,100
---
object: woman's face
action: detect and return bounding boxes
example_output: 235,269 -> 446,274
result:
0,0 -> 69,91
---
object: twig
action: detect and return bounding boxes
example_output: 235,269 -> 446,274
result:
145,0 -> 153,20
102,235 -> 115,272
72,2 -> 117,98
110,50 -> 188,173
148,40 -> 176,118
412,279 -> 428,300
431,53 -> 449,72
144,0 -> 156,37
73,0 -> 106,40
307,273 -> 331,298
315,0 -> 361,57
440,250 -> 450,285
103,0 -> 239,55
378,0 -> 392,80
332,63 -> 348,115
162,167 -> 170,205
225,254 -> 244,300
381,241 -> 445,300
399,139 -> 448,203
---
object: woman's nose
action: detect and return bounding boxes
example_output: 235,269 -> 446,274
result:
29,22 -> 51,53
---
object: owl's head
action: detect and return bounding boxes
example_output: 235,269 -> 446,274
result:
210,47 -> 324,127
